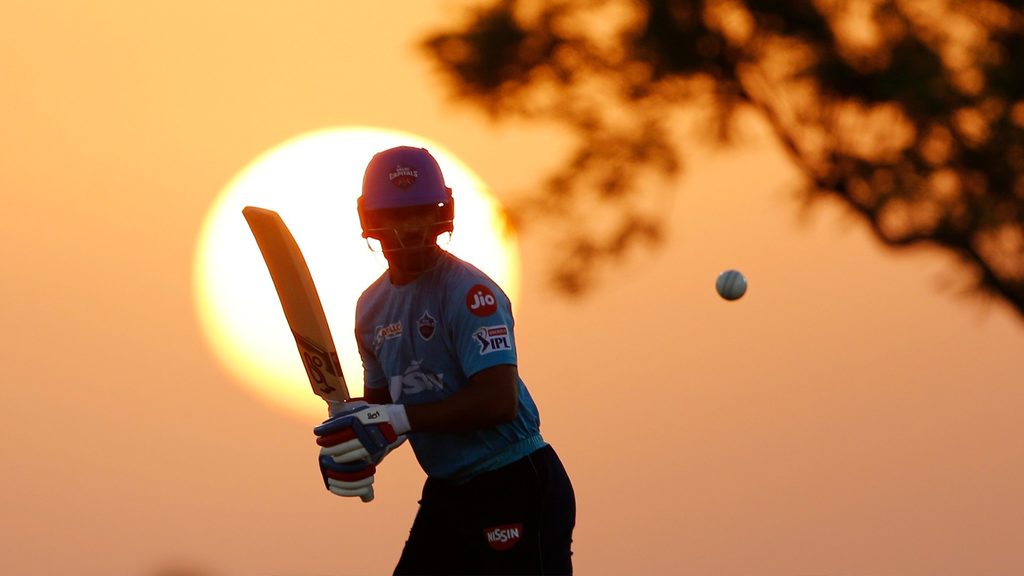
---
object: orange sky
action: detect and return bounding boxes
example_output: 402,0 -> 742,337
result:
3,2 -> 1023,575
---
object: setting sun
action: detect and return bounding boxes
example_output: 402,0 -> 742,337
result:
193,126 -> 520,420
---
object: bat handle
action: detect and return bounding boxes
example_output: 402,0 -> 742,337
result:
361,487 -> 374,503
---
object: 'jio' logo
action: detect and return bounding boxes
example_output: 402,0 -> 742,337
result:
466,284 -> 498,317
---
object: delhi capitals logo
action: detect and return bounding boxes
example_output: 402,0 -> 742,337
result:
417,311 -> 437,341
389,164 -> 419,189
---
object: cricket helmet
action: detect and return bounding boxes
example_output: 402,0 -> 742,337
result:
357,146 -> 455,239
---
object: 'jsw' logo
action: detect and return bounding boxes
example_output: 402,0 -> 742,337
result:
390,360 -> 444,401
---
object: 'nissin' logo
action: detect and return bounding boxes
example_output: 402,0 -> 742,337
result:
484,523 -> 524,551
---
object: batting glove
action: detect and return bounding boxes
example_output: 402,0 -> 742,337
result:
318,453 -> 376,501
315,402 -> 410,465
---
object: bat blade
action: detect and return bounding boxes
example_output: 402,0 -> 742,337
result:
242,206 -> 350,403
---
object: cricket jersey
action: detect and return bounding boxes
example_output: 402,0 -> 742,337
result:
354,251 -> 544,481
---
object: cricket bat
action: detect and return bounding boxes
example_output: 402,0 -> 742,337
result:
243,206 -> 374,503
242,206 -> 351,403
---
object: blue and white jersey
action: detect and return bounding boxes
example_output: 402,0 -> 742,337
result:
355,251 -> 544,480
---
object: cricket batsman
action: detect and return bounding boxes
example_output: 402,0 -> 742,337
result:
315,146 -> 576,574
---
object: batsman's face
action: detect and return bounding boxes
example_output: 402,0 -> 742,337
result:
362,207 -> 446,275
364,208 -> 440,249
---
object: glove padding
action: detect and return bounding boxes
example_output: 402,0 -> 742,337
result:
314,401 -> 408,502
315,402 -> 410,465
318,453 -> 375,501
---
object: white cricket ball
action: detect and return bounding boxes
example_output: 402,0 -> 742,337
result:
716,269 -> 747,301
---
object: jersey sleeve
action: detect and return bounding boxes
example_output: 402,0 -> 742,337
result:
447,275 -> 518,378
355,298 -> 388,391
357,332 -> 387,390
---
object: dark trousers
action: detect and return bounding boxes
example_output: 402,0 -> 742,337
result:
394,444 -> 576,575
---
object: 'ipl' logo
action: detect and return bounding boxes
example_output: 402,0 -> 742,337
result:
474,325 -> 511,355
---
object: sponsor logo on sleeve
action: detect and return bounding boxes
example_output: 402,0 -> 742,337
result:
466,284 -> 498,317
474,325 -> 511,355
416,311 -> 437,341
484,523 -> 524,551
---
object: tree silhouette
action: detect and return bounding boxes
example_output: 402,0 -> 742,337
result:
423,0 -> 1024,318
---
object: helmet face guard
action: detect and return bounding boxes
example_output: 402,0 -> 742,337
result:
358,201 -> 455,244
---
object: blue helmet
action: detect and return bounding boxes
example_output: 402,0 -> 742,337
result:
357,146 -> 455,238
